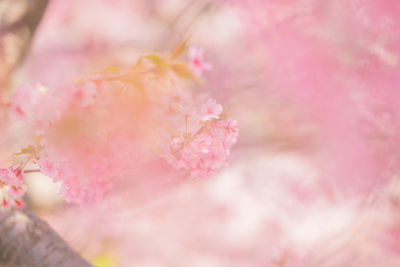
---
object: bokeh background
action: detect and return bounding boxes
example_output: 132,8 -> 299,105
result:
3,0 -> 400,266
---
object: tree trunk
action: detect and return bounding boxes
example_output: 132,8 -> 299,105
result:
0,208 -> 93,267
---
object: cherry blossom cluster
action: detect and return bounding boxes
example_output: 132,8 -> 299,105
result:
163,99 -> 238,178
6,46 -> 237,204
0,166 -> 27,208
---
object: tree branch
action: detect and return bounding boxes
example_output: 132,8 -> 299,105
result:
0,208 -> 92,267
0,0 -> 49,90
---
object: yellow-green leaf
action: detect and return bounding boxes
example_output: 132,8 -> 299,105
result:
170,62 -> 196,79
14,145 -> 36,156
145,54 -> 169,69
170,38 -> 189,60
91,251 -> 118,267
101,65 -> 119,74
131,57 -> 143,71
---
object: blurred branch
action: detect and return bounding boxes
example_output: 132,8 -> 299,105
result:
0,0 -> 49,90
0,208 -> 92,267
158,0 -> 214,51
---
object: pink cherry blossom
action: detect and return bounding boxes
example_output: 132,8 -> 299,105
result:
200,99 -> 223,122
188,47 -> 213,76
38,157 -> 61,180
0,167 -> 27,209
14,199 -> 26,209
1,199 -> 10,208
219,119 -> 239,150
11,85 -> 39,119
0,166 -> 25,187
71,81 -> 98,108
9,184 -> 28,198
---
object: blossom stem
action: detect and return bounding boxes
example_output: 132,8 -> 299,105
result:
24,169 -> 41,174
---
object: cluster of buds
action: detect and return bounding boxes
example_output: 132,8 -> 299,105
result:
0,166 -> 27,208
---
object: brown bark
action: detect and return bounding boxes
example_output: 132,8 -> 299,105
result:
0,208 -> 93,267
